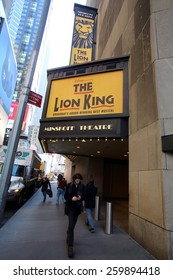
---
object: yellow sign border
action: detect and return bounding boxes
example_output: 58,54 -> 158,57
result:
46,70 -> 123,119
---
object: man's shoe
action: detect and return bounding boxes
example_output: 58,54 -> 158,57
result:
68,246 -> 74,258
89,228 -> 95,233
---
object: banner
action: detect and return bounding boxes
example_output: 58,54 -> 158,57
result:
0,18 -> 18,115
28,91 -> 42,107
70,4 -> 97,65
7,102 -> 30,131
46,70 -> 124,119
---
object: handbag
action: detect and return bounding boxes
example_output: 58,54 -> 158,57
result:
46,189 -> 53,197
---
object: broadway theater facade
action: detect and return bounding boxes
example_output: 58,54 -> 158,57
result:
86,0 -> 173,259
39,0 -> 173,259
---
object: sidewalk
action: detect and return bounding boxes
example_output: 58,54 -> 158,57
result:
0,182 -> 154,260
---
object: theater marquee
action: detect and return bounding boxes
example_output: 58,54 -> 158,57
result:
46,70 -> 123,118
39,56 -> 129,155
39,118 -> 128,139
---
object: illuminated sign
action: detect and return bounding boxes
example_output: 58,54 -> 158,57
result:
46,71 -> 123,118
39,119 -> 128,139
0,18 -> 18,115
70,4 -> 97,65
39,56 -> 129,153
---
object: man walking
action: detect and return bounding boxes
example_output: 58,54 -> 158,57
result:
64,173 -> 85,258
84,177 -> 97,233
41,175 -> 51,202
56,174 -> 66,205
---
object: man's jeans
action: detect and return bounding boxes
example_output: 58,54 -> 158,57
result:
67,209 -> 78,246
42,191 -> 47,202
57,188 -> 65,204
86,208 -> 94,229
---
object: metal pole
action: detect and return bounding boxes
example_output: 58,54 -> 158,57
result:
105,201 -> 113,234
0,51 -> 36,223
94,195 -> 100,221
0,4 -> 49,222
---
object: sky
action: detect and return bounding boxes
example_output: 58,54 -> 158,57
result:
30,0 -> 87,127
47,0 -> 87,69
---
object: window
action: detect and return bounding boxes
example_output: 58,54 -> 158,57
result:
0,163 -> 3,174
12,165 -> 25,177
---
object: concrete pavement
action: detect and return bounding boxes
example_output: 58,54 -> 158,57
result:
0,182 -> 155,260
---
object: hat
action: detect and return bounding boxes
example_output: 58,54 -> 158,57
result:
73,173 -> 83,180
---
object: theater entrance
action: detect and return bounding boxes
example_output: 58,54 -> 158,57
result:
38,56 -> 129,233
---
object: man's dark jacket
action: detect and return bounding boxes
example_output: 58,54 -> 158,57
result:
64,182 -> 85,215
84,182 -> 97,209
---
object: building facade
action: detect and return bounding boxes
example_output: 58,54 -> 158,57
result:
4,0 -> 51,103
1,0 -> 51,148
4,0 -> 24,45
85,0 -> 173,259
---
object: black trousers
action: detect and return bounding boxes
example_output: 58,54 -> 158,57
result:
67,208 -> 79,246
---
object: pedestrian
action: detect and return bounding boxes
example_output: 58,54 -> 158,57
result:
41,175 -> 51,202
56,174 -> 67,205
64,173 -> 85,258
84,177 -> 97,233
